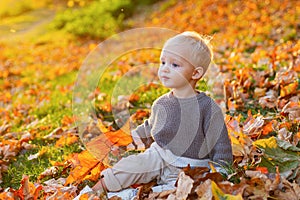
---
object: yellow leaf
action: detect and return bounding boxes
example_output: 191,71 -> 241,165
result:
211,181 -> 243,200
196,180 -> 243,200
280,82 -> 298,97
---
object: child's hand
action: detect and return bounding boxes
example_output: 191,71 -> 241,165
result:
127,130 -> 145,150
126,141 -> 145,151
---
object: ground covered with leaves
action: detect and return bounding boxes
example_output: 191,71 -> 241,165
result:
0,0 -> 299,199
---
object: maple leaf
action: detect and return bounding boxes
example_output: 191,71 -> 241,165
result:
85,119 -> 133,162
65,150 -> 105,185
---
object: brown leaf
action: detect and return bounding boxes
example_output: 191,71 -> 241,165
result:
136,180 -> 157,200
217,181 -> 248,196
109,196 -> 122,200
0,123 -> 11,135
195,179 -> 213,200
258,89 -> 277,109
243,115 -> 264,136
28,147 -> 47,161
182,165 -> 210,181
281,101 -> 300,121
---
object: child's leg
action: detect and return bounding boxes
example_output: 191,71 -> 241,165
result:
100,146 -> 166,192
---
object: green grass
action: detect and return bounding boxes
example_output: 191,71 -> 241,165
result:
1,142 -> 82,189
0,69 -> 80,188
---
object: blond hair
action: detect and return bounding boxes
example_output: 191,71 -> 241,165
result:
163,31 -> 213,73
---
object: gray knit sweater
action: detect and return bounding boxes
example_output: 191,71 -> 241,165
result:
135,91 -> 233,165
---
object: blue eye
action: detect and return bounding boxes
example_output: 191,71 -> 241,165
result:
172,63 -> 180,68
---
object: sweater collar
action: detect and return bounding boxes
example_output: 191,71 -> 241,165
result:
167,90 -> 206,103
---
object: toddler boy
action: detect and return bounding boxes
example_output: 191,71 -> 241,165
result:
93,31 -> 233,194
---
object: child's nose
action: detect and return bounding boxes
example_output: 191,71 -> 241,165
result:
161,63 -> 170,72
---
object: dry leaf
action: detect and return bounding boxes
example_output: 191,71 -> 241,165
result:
65,150 -> 104,185
38,166 -> 59,180
195,179 -> 213,200
55,133 -> 78,147
175,171 -> 194,199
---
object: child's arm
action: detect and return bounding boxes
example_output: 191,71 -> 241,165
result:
127,119 -> 154,150
205,107 -> 233,166
127,102 -> 162,150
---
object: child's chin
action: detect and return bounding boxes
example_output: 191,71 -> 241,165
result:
161,83 -> 173,88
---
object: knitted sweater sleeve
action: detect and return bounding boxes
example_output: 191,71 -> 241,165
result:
133,100 -> 167,148
133,102 -> 159,148
205,107 -> 233,166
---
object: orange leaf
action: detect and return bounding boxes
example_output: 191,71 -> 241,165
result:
61,115 -> 76,127
85,133 -> 114,161
65,150 -> 104,185
55,134 -> 78,147
79,193 -> 89,200
262,121 -> 274,135
83,162 -> 105,182
279,122 -> 292,130
100,102 -> 112,112
104,120 -> 133,146
131,109 -> 150,121
255,167 -> 268,174
0,192 -> 14,200
13,175 -> 42,200
129,94 -> 140,102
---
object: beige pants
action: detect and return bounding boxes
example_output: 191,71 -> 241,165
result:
101,145 -> 181,192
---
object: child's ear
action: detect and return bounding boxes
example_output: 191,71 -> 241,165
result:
192,67 -> 204,80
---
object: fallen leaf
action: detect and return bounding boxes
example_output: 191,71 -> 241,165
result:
175,171 -> 194,199
43,127 -> 64,139
38,166 -> 59,180
55,133 -> 78,147
253,137 -> 300,173
280,82 -> 298,98
65,150 -> 104,185
28,147 -> 47,161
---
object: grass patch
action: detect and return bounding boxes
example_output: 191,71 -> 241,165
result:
1,141 -> 82,189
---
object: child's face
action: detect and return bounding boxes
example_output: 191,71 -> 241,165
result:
158,43 -> 196,90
